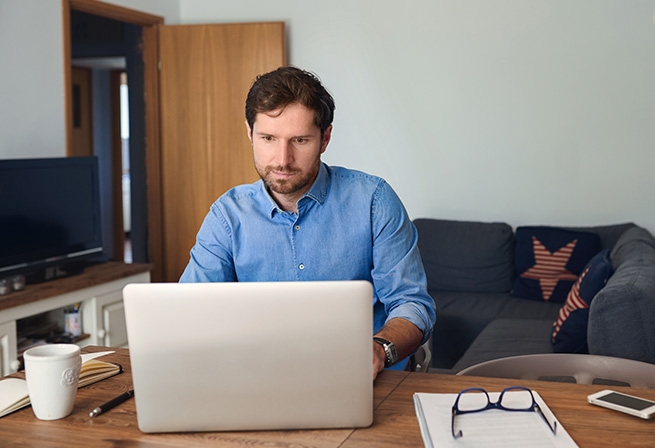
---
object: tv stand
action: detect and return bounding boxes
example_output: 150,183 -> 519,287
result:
0,262 -> 151,376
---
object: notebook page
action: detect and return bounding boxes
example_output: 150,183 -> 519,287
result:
414,391 -> 578,448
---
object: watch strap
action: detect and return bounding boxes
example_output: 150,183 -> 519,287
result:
373,337 -> 398,367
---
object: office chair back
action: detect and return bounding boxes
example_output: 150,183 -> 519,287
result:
457,354 -> 655,389
409,341 -> 432,373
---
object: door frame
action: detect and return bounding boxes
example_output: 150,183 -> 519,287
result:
62,0 -> 165,281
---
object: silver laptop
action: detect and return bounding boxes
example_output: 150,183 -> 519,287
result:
123,280 -> 374,433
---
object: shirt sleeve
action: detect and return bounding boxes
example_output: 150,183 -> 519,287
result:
179,203 -> 237,282
370,180 -> 437,345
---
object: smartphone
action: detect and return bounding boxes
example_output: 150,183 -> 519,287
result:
588,390 -> 655,419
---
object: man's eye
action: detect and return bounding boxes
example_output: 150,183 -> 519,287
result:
262,136 -> 274,142
294,138 -> 308,144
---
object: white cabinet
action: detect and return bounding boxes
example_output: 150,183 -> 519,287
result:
81,289 -> 133,348
0,263 -> 150,377
0,321 -> 18,376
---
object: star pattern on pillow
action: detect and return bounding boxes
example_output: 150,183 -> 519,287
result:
520,236 -> 578,300
552,265 -> 590,341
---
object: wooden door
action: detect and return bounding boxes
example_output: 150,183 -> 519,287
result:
158,22 -> 286,281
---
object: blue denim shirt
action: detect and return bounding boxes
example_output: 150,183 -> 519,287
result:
180,163 -> 436,366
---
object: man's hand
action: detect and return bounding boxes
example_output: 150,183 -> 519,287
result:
372,318 -> 423,380
373,342 -> 387,379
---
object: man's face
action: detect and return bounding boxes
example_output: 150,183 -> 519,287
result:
247,103 -> 332,208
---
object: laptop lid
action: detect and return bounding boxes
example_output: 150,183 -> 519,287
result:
123,280 -> 374,433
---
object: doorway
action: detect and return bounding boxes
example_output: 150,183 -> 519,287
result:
65,2 -> 157,273
70,56 -> 131,263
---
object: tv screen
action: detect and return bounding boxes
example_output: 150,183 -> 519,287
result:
0,156 -> 104,281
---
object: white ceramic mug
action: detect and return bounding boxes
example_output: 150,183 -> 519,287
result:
23,344 -> 81,420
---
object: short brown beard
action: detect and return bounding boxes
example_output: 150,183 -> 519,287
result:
256,158 -> 320,196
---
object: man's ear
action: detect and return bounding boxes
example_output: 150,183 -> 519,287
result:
245,120 -> 253,143
320,125 -> 333,154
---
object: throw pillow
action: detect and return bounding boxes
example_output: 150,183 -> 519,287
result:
551,249 -> 614,353
511,226 -> 601,302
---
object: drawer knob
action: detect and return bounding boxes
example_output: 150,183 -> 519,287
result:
10,359 -> 21,372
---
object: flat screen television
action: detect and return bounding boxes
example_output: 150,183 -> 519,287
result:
0,156 -> 105,283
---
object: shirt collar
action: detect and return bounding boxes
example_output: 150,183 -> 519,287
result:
304,162 -> 329,205
260,162 -> 330,217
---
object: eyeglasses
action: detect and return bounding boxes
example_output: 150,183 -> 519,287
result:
451,386 -> 557,438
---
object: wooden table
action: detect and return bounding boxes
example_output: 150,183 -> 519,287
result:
2,347 -> 654,447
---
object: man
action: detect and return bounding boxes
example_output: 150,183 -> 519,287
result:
180,66 -> 436,378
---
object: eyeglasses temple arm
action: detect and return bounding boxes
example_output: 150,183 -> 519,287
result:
451,407 -> 463,438
534,404 -> 558,435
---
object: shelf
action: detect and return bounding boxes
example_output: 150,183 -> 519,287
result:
0,262 -> 151,312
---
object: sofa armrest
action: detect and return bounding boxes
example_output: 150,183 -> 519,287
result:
588,227 -> 655,364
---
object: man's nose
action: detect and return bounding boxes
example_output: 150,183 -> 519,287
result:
276,141 -> 293,166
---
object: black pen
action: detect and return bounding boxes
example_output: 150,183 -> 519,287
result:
89,389 -> 135,417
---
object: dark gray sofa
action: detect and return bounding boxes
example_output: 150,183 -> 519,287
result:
414,219 -> 655,372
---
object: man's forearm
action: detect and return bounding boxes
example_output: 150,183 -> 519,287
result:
372,318 -> 423,378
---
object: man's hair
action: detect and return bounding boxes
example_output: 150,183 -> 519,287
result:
245,66 -> 335,135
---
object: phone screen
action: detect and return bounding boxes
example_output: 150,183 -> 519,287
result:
598,392 -> 654,411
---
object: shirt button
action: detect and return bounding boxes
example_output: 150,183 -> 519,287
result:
295,225 -> 301,231
298,263 -> 305,270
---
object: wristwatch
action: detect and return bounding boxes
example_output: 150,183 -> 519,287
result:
373,337 -> 398,367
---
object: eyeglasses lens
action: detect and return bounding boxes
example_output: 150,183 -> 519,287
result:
500,389 -> 534,410
458,391 -> 489,412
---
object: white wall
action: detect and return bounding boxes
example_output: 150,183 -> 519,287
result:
2,0 -> 654,235
97,0 -> 180,22
180,0 -> 655,234
0,0 -> 67,158
0,0 -> 180,159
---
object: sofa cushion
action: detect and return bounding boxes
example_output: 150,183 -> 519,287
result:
512,226 -> 601,303
414,219 -> 515,293
452,319 -> 555,372
588,227 -> 655,364
551,249 -> 613,353
429,290 -> 561,368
